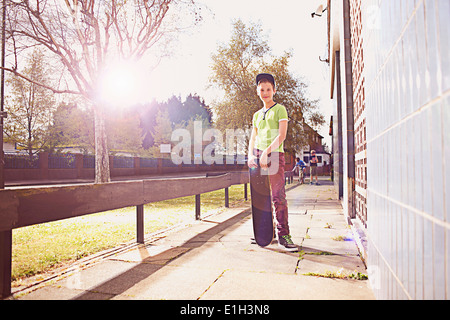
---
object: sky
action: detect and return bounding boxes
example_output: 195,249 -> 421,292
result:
136,0 -> 332,146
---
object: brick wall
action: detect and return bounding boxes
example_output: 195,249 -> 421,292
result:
350,0 -> 367,227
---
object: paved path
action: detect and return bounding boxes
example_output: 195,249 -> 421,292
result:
13,177 -> 375,301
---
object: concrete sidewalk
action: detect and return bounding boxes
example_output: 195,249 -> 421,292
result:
13,177 -> 375,300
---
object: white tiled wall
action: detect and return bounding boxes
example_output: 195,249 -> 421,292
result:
363,0 -> 449,299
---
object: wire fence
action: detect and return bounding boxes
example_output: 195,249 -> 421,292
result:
48,154 -> 76,169
4,153 -> 249,170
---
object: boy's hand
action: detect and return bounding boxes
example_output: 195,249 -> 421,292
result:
248,155 -> 258,168
260,150 -> 269,169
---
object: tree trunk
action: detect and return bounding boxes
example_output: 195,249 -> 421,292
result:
94,105 -> 110,184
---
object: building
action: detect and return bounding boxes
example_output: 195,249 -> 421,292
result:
2,142 -> 15,152
298,124 -> 331,173
326,0 -> 449,299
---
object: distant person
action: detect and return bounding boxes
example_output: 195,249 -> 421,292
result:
292,157 -> 306,184
309,150 -> 319,185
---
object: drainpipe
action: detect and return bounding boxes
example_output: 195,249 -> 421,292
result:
343,0 -> 356,220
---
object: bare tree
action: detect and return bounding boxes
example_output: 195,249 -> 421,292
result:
2,0 -> 201,183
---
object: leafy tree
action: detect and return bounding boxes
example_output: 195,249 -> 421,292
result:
165,94 -> 213,126
50,102 -> 143,155
149,108 -> 172,158
4,49 -> 56,158
139,99 -> 163,150
183,94 -> 213,124
166,95 -> 185,125
106,106 -> 144,155
139,94 -> 213,151
209,19 -> 325,153
48,102 -> 95,154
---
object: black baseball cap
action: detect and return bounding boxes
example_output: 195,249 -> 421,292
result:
256,73 -> 275,87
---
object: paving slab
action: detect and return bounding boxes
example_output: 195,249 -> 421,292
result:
199,270 -> 374,300
298,253 -> 366,276
112,265 -> 225,300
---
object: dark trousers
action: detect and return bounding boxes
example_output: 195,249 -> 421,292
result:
254,150 -> 290,237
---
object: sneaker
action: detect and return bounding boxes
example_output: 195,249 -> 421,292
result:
278,235 -> 298,252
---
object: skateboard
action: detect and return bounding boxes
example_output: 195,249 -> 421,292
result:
249,160 -> 274,247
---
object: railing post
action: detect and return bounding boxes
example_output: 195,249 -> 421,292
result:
136,205 -> 144,244
195,194 -> 201,220
75,154 -> 83,179
244,184 -> 248,200
224,187 -> 229,208
134,157 -> 140,177
0,230 -> 12,299
39,152 -> 49,180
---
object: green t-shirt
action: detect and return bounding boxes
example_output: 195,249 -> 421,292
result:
252,103 -> 288,153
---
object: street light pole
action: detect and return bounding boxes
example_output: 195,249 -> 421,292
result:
0,0 -> 11,300
0,0 -> 6,190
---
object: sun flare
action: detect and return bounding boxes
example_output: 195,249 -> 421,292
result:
99,61 -> 147,107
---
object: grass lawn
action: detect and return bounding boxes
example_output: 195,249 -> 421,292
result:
12,184 -> 249,283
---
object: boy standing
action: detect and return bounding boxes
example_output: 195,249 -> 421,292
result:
309,150 -> 319,185
248,73 -> 297,252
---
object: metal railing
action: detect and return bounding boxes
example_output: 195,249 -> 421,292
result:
4,152 -> 252,183
4,153 -> 39,169
0,171 -> 251,298
48,153 -> 76,169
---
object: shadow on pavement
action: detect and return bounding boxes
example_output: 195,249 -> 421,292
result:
71,210 -> 251,300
